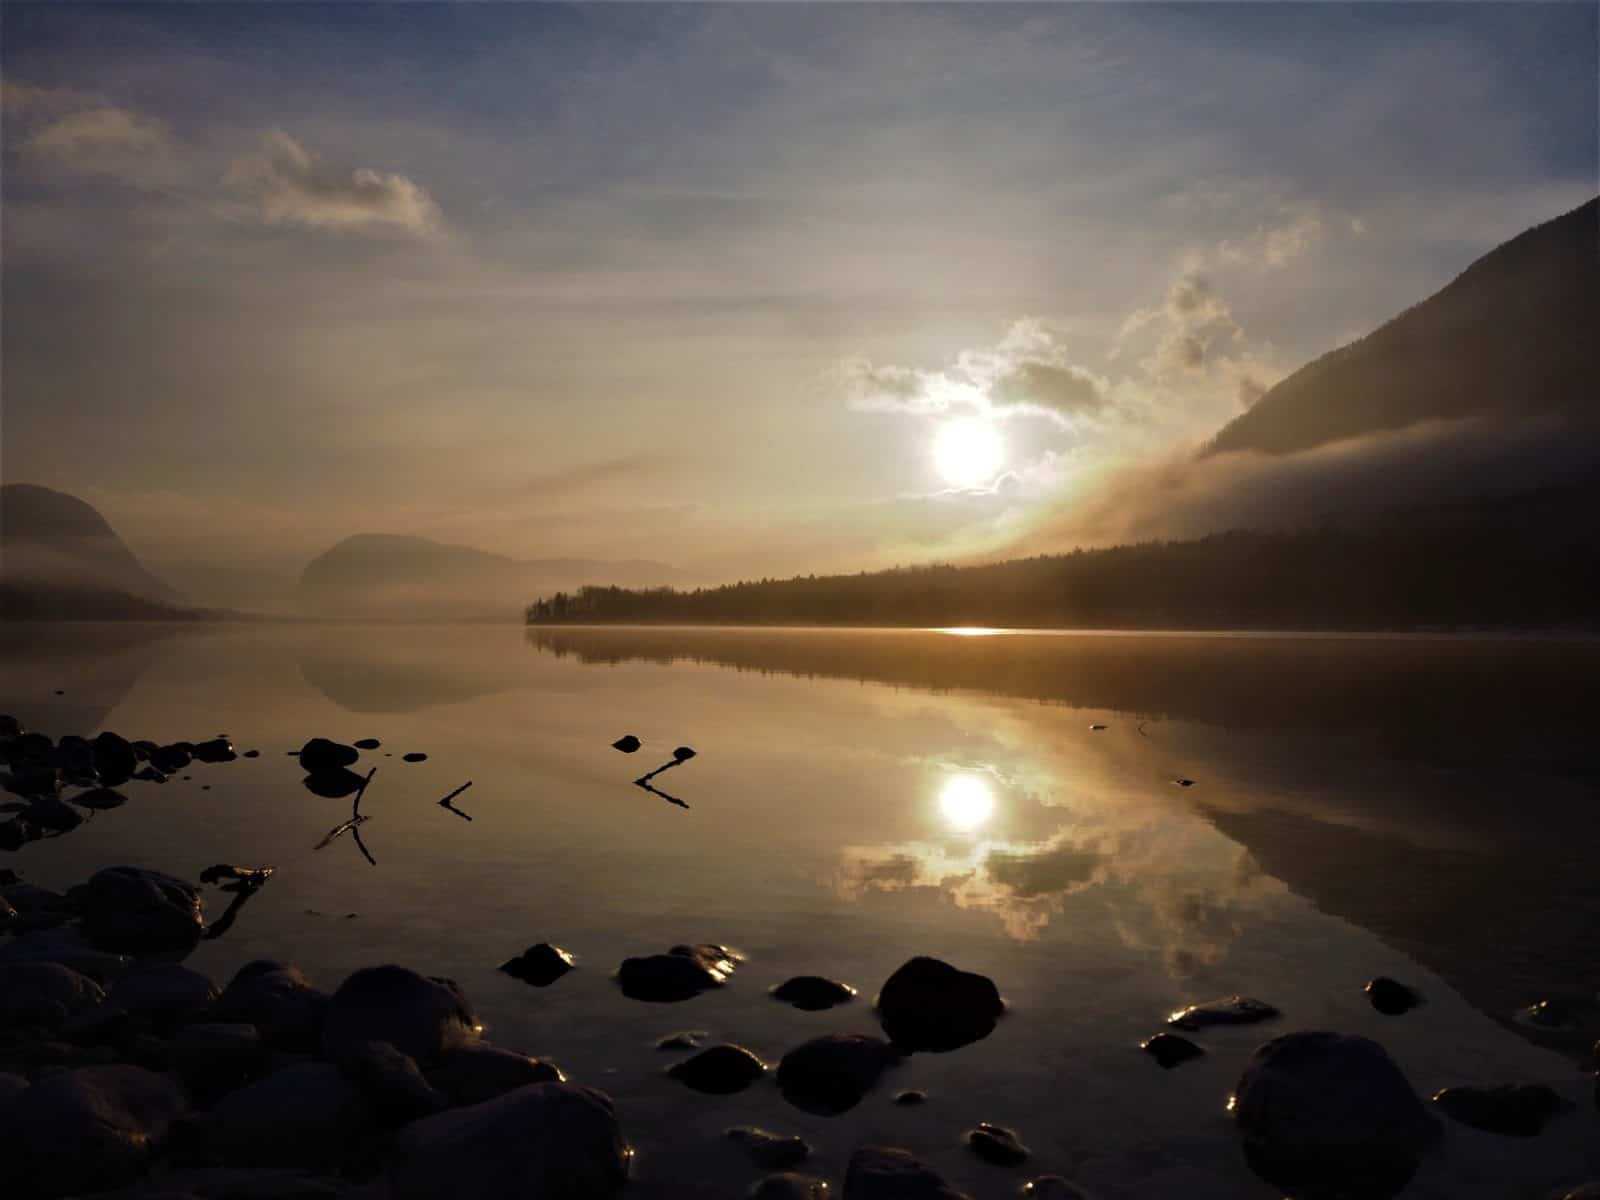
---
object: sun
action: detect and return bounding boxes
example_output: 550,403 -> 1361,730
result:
932,418 -> 1004,489
938,772 -> 996,832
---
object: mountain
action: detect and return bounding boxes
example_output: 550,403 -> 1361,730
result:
1207,196 -> 1599,456
0,483 -> 193,619
299,532 -> 682,620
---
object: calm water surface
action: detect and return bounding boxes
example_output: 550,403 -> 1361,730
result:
3,623 -> 1598,1198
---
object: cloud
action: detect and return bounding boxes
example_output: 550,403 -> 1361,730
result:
26,106 -> 171,159
524,455 -> 671,503
226,130 -> 440,237
989,362 -> 1105,419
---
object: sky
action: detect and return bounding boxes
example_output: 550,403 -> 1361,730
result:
3,2 -> 1595,582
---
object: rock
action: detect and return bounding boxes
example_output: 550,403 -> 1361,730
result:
93,732 -> 138,784
335,1039 -> 450,1124
208,1062 -> 374,1168
611,735 -> 641,754
242,749 -> 261,759
72,786 -> 130,809
667,1043 -> 768,1094
150,744 -> 193,773
4,1066 -> 187,1195
134,766 -> 168,783
3,880 -> 75,914
1167,994 -> 1279,1032
213,961 -> 328,1051
875,957 -> 1003,1052
81,866 -> 204,951
426,1043 -> 564,1106
297,739 -> 359,773
843,1145 -> 969,1200
401,753 -> 428,763
191,737 -> 237,764
1088,723 -> 1107,731
893,1089 -> 927,1105
672,746 -> 696,762
108,963 -> 218,1026
302,768 -> 367,799
0,926 -> 131,978
966,1122 -> 1029,1165
777,1033 -> 901,1115
1232,1031 -> 1438,1199
656,1030 -> 707,1051
354,739 -> 381,750
617,944 -> 740,1002
166,1023 -> 266,1102
1366,977 -> 1423,1016
771,976 -> 857,1011
74,1166 -> 349,1198
498,943 -> 576,987
386,1082 -> 629,1200
751,1172 -> 830,1199
1140,1032 -> 1204,1069
1431,1083 -> 1572,1137
0,961 -> 107,1027
322,965 -> 478,1065
727,1126 -> 811,1169
1172,777 -> 1195,787
1515,999 -> 1581,1031
0,817 -> 37,851
1560,1187 -> 1600,1200
25,794 -> 84,831
0,714 -> 20,739
1020,1178 -> 1093,1199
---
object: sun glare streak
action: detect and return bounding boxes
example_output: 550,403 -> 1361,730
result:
938,772 -> 996,832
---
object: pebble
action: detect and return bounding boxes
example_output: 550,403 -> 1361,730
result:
727,1125 -> 812,1168
966,1122 -> 1030,1165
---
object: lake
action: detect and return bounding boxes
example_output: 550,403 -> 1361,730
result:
3,622 -> 1597,1198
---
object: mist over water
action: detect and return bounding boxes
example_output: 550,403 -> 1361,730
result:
2,623 -> 1596,1196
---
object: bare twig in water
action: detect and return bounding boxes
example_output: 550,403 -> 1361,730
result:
351,823 -> 376,866
313,814 -> 369,851
351,767 -> 377,819
1137,720 -> 1152,739
437,780 -> 473,821
634,777 -> 689,809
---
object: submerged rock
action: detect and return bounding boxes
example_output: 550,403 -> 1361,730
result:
0,961 -> 106,1027
208,1062 -> 375,1168
426,1043 -> 564,1106
750,1173 -> 830,1200
876,957 -> 1003,1052
71,786 -> 129,809
1430,1083 -> 1572,1137
966,1122 -> 1029,1165
727,1125 -> 812,1169
1231,1031 -> 1437,1199
1140,1032 -> 1204,1069
80,866 -> 204,951
297,739 -> 359,773
777,1033 -> 901,1115
5,1065 -> 187,1196
617,944 -> 740,1002
843,1145 -> 969,1200
213,961 -> 328,1051
1020,1178 -> 1094,1199
387,1082 -> 629,1200
667,1043 -> 768,1094
499,943 -> 576,987
655,1030 -> 707,1051
771,975 -> 857,1011
892,1089 -> 927,1105
322,965 -> 479,1065
1366,977 -> 1423,1016
1167,994 -> 1279,1032
302,768 -> 367,799
1515,999 -> 1581,1032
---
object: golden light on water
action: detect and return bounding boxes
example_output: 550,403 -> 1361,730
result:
938,772 -> 996,832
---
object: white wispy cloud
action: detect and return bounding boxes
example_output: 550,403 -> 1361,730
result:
225,130 -> 441,238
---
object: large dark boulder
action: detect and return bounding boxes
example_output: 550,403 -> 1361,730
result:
212,961 -> 328,1051
843,1146 -> 970,1200
425,1043 -> 564,1107
0,926 -> 130,979
2,1065 -> 187,1196
93,732 -> 138,784
107,963 -> 218,1027
616,943 -> 739,1002
321,965 -> 478,1065
777,1033 -> 901,1115
334,1039 -> 450,1125
1232,1031 -> 1438,1199
387,1082 -> 629,1200
875,957 -> 1003,1052
80,867 -> 204,951
207,1063 -> 374,1169
165,1023 -> 266,1103
0,961 -> 106,1028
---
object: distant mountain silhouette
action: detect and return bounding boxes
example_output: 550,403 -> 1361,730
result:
1208,196 -> 1599,455
0,483 -> 194,620
300,532 -> 681,620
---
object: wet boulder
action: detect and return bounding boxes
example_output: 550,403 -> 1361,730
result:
617,943 -> 739,1002
208,1062 -> 374,1168
843,1145 -> 970,1200
387,1082 -> 629,1200
1366,977 -> 1423,1016
1430,1083 -> 1572,1137
213,961 -> 328,1051
777,1033 -> 902,1115
80,866 -> 204,951
1167,994 -> 1279,1032
108,963 -> 218,1027
0,961 -> 106,1027
750,1173 -> 830,1200
1140,1032 -> 1204,1069
666,1043 -> 768,1094
1232,1031 -> 1438,1199
426,1042 -> 564,1106
771,976 -> 857,1011
150,744 -> 193,774
322,965 -> 479,1065
893,1089 -> 926,1105
166,1023 -> 266,1103
334,1039 -> 450,1125
25,794 -> 84,831
0,926 -> 131,978
965,1122 -> 1029,1165
498,943 -> 576,987
727,1126 -> 811,1169
93,732 -> 138,784
297,739 -> 359,773
875,957 -> 1003,1052
4,1065 -> 187,1195
192,737 -> 237,764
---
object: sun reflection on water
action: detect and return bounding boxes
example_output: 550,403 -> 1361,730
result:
938,772 -> 996,832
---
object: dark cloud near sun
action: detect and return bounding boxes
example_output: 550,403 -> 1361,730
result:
989,362 -> 1105,419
